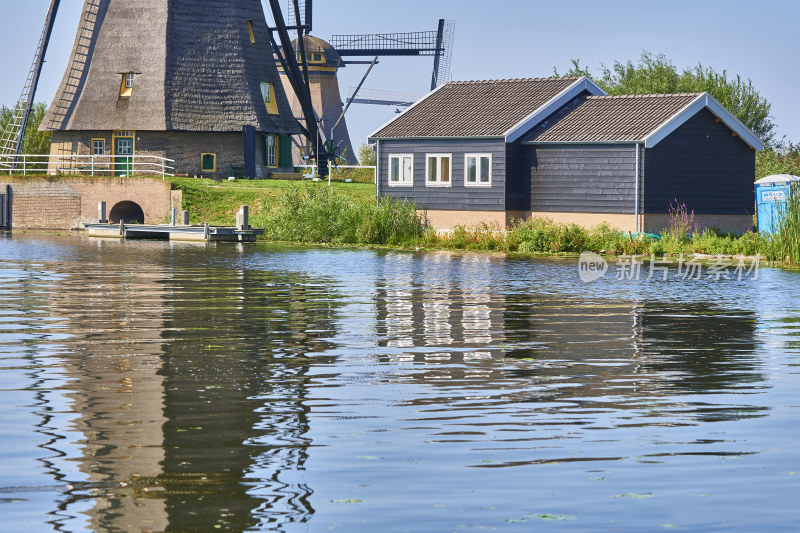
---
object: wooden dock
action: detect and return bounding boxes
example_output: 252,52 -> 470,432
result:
85,222 -> 264,243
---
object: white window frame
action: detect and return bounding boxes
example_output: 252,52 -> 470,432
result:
261,82 -> 272,104
125,73 -> 134,89
388,154 -> 413,187
266,134 -> 277,166
425,153 -> 452,187
464,153 -> 492,187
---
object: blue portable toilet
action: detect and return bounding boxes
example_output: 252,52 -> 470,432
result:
756,174 -> 800,234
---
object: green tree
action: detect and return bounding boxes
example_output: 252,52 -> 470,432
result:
756,143 -> 800,178
0,101 -> 51,155
357,142 -> 376,166
554,52 -> 776,145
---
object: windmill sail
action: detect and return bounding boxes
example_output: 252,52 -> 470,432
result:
0,0 -> 61,167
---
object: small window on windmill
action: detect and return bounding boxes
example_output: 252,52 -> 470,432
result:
201,153 -> 217,172
247,21 -> 256,44
92,139 -> 105,156
261,82 -> 279,115
261,82 -> 272,104
120,73 -> 134,97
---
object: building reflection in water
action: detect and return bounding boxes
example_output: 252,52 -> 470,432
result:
374,252 -> 765,424
31,240 -> 340,532
156,263 -> 338,532
36,239 -> 171,532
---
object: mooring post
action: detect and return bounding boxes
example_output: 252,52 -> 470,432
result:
98,201 -> 107,224
170,207 -> 177,226
238,205 -> 249,231
119,220 -> 125,237
204,222 -> 209,240
182,210 -> 190,225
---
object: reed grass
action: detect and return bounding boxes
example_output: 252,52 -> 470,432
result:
253,183 -> 422,245
773,184 -> 800,265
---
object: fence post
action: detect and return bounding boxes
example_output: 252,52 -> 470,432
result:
91,154 -> 95,176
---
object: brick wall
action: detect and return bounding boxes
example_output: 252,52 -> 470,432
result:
0,176 -> 179,229
49,130 -> 282,178
527,211 -> 638,232
0,179 -> 82,229
65,177 -> 177,224
419,210 -> 512,231
420,210 -> 755,236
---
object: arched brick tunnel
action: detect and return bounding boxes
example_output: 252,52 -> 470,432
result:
109,201 -> 145,224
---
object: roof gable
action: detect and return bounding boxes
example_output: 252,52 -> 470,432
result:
369,77 -> 601,140
645,93 -> 763,150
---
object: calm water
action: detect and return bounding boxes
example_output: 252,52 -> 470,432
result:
0,233 -> 798,532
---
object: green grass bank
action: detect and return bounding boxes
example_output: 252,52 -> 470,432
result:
168,176 -> 375,227
169,178 -> 800,264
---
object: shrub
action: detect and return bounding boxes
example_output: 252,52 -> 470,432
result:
509,218 -> 588,254
255,183 -> 422,245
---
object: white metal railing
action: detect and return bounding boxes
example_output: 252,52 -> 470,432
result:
0,153 -> 176,179
295,163 -> 377,184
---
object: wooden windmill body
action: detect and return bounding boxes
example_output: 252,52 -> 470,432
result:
278,36 -> 356,165
41,0 -> 300,177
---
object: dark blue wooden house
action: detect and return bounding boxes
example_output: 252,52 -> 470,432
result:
368,76 -> 763,234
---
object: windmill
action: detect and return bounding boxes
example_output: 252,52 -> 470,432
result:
1,1 -> 454,178
5,0 -> 300,179
263,0 -> 455,167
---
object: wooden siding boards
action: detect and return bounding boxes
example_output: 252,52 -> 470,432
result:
379,139 -> 507,211
643,108 -> 755,215
504,141 -> 528,211
528,144 -> 638,214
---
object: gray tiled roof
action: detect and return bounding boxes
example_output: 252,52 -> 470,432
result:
525,93 -> 701,143
370,77 -> 582,138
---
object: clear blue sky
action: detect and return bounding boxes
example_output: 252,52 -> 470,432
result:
2,0 -> 797,149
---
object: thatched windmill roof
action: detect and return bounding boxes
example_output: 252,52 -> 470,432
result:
42,0 -> 300,134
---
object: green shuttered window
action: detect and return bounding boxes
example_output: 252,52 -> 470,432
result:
201,153 -> 216,172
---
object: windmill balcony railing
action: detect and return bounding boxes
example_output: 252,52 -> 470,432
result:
0,154 -> 176,179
